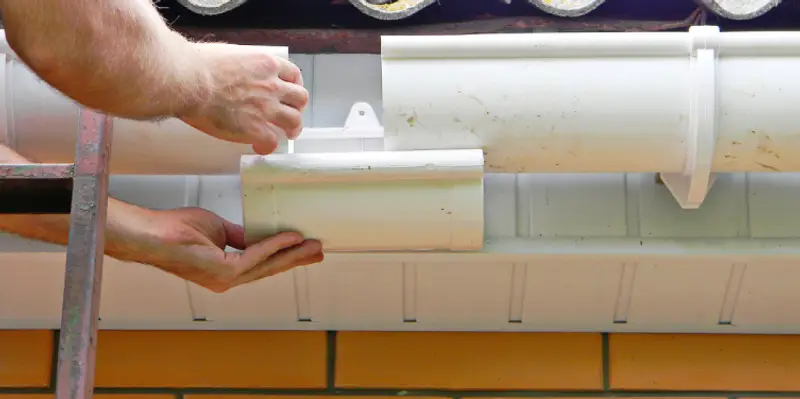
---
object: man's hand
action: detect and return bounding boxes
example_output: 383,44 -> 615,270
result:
2,0 -> 308,155
179,43 -> 309,155
133,207 -> 323,293
0,143 -> 324,293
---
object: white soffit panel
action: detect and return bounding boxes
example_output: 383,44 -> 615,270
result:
731,262 -> 800,328
412,262 -> 515,330
0,254 -> 65,328
99,261 -> 194,327
620,262 -> 733,329
520,262 -> 622,330
187,269 -> 302,328
6,254 -> 800,334
308,262 -> 405,330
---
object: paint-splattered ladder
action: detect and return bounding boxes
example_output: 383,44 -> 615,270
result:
0,108 -> 112,399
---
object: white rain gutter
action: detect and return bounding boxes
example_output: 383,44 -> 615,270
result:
381,26 -> 800,209
4,27 -> 800,249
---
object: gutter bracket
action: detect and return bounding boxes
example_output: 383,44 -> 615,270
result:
297,102 -> 385,142
661,25 -> 720,210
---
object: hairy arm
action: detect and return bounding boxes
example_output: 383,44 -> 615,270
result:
0,143 -> 324,292
0,145 -> 163,264
0,0 -> 211,120
0,200 -> 163,264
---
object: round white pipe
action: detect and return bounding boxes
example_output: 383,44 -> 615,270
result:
0,30 -> 288,175
381,27 -> 800,174
241,149 -> 485,251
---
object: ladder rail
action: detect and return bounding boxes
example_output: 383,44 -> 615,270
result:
55,109 -> 113,399
0,108 -> 114,399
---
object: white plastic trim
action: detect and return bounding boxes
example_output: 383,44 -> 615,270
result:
295,101 -> 384,141
381,27 -> 800,207
240,149 -> 485,251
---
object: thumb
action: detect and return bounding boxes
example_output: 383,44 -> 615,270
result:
238,231 -> 305,267
221,219 -> 246,250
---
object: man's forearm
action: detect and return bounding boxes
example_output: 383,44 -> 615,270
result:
0,145 -> 162,264
0,198 -> 162,264
0,0 -> 211,120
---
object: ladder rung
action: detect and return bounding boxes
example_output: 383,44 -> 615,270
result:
0,163 -> 75,179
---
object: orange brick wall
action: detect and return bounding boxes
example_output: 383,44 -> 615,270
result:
2,330 -> 800,398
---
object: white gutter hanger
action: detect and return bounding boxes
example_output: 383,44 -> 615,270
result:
240,149 -> 485,251
381,26 -> 800,208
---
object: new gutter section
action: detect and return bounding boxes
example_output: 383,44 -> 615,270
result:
241,149 -> 485,251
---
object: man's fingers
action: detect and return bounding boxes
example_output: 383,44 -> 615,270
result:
296,252 -> 325,267
238,231 -> 305,266
234,240 -> 323,286
264,240 -> 322,270
277,58 -> 303,85
269,104 -> 303,139
293,62 -> 305,87
279,81 -> 309,110
222,219 -> 247,250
